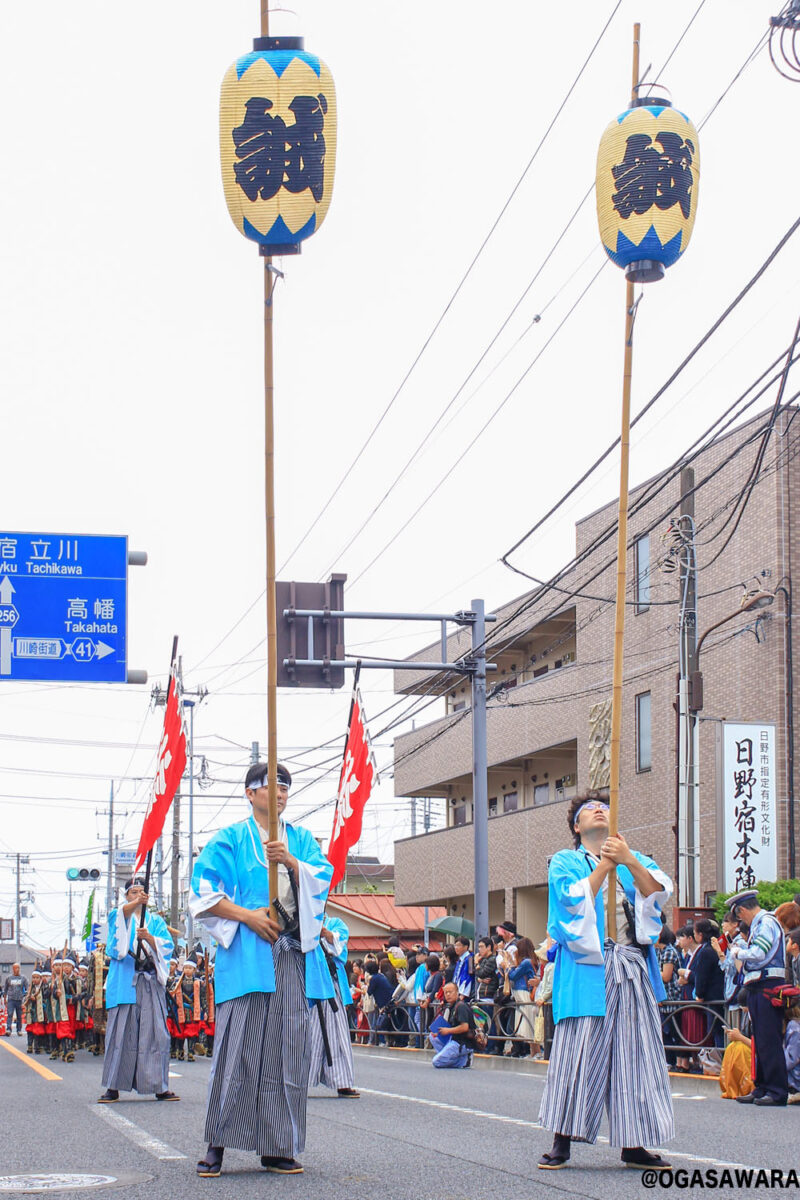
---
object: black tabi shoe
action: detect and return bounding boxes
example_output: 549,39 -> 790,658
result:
196,1146 -> 224,1178
98,1089 -> 120,1104
538,1134 -> 571,1170
337,1087 -> 360,1098
260,1156 -> 304,1174
155,1090 -> 180,1101
621,1148 -> 672,1170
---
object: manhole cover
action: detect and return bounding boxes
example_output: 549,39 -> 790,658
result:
0,1176 -> 118,1194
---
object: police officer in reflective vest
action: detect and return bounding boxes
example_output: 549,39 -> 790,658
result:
727,890 -> 788,1106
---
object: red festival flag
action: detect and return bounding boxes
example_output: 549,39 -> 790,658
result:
134,661 -> 187,873
327,679 -> 379,890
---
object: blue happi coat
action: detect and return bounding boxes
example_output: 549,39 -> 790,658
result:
189,815 -> 333,1005
105,907 -> 173,1010
322,914 -> 352,1000
547,847 -> 672,1023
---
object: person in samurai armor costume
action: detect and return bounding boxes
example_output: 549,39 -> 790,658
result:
98,878 -> 178,1104
170,959 -> 205,1062
50,958 -> 76,1062
40,969 -> 56,1057
190,761 -> 333,1179
198,957 -> 215,1057
308,914 -> 360,1098
23,970 -> 45,1054
538,792 -> 675,1171
86,944 -> 108,1056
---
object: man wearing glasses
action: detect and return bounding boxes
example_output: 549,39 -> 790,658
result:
190,761 -> 333,1179
538,791 -> 674,1171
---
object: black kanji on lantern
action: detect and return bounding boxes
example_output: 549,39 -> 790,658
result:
232,93 -> 328,203
611,130 -> 695,221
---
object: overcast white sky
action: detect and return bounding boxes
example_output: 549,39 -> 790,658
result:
1,1 -> 798,952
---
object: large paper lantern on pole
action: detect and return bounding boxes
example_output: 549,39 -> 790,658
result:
220,35 -> 337,255
594,30 -> 701,937
596,94 -> 700,283
218,14 -> 337,915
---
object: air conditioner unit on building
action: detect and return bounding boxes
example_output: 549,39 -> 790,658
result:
562,774 -> 575,786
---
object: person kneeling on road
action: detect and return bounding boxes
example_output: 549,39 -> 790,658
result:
430,981 -> 475,1069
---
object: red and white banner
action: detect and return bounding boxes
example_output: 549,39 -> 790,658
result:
327,683 -> 378,890
134,665 -> 187,873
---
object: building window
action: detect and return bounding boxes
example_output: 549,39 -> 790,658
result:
503,791 -> 518,813
533,664 -> 549,679
453,803 -> 467,826
634,534 -> 651,613
534,783 -> 550,806
488,796 -> 498,817
636,691 -> 652,772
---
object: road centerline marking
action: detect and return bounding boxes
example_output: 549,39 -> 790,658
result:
358,1087 -> 758,1172
358,1087 -> 544,1129
0,1038 -> 61,1080
91,1105 -> 187,1160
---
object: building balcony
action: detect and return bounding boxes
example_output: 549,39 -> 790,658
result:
394,793 -> 577,908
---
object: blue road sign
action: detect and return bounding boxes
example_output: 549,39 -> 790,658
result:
0,532 -> 127,683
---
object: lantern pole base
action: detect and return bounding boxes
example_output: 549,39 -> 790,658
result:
625,259 -> 665,284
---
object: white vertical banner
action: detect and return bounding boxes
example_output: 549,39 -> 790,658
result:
721,722 -> 777,892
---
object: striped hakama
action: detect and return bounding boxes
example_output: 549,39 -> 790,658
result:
102,973 -> 170,1095
308,975 -> 355,1091
204,936 -> 309,1158
539,942 -> 674,1148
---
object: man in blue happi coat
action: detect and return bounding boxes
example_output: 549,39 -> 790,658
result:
308,914 -> 360,1097
190,761 -> 333,1179
538,791 -> 675,1171
98,878 -> 177,1104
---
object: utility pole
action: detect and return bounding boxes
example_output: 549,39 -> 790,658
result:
470,598 -> 489,939
106,782 -> 114,917
68,883 -> 74,946
15,853 -> 21,961
171,787 -> 181,928
185,698 -> 196,945
251,741 -> 260,764
677,467 -> 700,906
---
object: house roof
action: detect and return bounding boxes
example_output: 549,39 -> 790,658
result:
327,893 -> 446,933
0,942 -> 41,965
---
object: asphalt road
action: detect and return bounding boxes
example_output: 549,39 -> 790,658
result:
0,1035 -> 798,1198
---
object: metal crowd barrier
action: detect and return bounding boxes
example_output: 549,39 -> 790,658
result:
348,995 -> 555,1057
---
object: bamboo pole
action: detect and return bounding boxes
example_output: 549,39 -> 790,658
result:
607,23 -> 641,940
261,0 -> 279,913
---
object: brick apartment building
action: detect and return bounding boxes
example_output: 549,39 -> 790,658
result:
392,406 -> 799,940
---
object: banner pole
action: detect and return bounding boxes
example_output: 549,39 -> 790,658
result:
327,662 -> 362,898
136,637 -> 179,957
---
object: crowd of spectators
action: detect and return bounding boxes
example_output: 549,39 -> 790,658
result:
340,892 -> 800,1089
654,897 -> 800,1098
344,924 -> 557,1066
